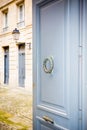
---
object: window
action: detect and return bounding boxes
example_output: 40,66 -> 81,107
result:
3,9 -> 8,32
5,12 -> 8,27
17,2 -> 25,27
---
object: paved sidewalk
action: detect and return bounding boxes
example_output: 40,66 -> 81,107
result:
0,87 -> 32,130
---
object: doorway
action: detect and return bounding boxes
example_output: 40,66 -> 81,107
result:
4,47 -> 9,84
18,44 -> 25,87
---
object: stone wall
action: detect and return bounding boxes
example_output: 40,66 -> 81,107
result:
0,0 -> 32,93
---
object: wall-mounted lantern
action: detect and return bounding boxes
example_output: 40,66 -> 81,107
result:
12,28 -> 31,50
12,28 -> 20,42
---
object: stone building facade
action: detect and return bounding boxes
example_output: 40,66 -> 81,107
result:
0,0 -> 32,93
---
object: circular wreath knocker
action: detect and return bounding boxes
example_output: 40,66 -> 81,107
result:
43,56 -> 54,74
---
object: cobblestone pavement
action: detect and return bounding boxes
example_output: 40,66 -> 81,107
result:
0,87 -> 32,130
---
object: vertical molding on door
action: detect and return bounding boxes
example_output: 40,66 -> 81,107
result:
78,0 -> 83,130
82,0 -> 87,129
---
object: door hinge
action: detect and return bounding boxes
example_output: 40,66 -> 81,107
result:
79,110 -> 82,120
79,46 -> 82,57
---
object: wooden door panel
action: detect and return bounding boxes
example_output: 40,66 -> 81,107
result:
37,0 -> 69,120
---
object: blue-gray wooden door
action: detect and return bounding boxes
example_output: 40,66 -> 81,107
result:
19,45 -> 25,87
33,0 -> 81,130
4,47 -> 9,84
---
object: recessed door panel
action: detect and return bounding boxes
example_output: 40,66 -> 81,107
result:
40,0 -> 66,109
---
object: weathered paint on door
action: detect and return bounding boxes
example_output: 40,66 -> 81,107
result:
18,44 -> 25,87
33,0 -> 82,130
4,47 -> 9,84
